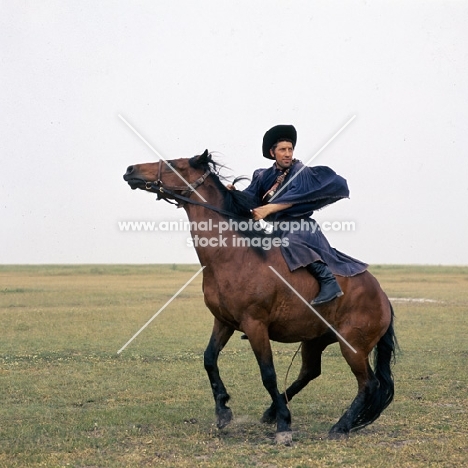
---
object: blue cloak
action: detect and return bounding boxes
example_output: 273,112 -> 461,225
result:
243,160 -> 367,276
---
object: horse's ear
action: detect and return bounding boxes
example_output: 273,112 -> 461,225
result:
190,149 -> 211,168
195,149 -> 210,164
200,149 -> 210,161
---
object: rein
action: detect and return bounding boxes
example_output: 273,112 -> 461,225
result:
142,166 -> 252,220
145,167 -> 211,201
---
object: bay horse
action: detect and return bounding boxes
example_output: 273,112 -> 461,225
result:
123,150 -> 396,444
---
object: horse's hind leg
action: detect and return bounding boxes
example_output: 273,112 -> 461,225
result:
328,345 -> 378,439
329,311 -> 396,439
204,318 -> 234,429
262,332 -> 336,424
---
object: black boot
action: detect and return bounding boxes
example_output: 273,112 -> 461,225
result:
306,262 -> 343,305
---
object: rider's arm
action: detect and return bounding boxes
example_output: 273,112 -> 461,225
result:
251,203 -> 293,220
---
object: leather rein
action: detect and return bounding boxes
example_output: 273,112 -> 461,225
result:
142,162 -> 250,220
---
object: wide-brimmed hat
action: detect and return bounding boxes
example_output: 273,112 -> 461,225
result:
262,124 -> 297,159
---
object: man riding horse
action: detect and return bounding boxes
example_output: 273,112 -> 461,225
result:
230,124 -> 367,305
123,131 -> 396,441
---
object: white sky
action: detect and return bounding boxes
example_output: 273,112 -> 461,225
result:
1,0 -> 467,265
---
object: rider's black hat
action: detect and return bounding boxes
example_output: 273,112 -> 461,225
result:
262,125 -> 297,159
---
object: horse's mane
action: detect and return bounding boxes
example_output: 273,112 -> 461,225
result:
189,153 -> 258,220
189,153 -> 271,256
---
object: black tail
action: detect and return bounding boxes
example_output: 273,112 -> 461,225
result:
373,301 -> 397,411
349,302 -> 397,432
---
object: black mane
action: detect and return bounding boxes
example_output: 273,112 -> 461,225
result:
189,153 -> 272,256
189,153 -> 258,220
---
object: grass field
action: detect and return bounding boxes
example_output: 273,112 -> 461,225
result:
1,264 -> 467,467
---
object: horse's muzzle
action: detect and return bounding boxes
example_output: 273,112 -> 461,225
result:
123,166 -> 146,190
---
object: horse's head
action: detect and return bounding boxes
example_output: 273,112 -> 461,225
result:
123,150 -> 212,200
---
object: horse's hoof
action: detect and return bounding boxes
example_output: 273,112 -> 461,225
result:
260,409 -> 276,425
275,431 -> 293,445
328,430 -> 349,440
216,408 -> 233,429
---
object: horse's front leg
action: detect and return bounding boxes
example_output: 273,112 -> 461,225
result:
244,320 -> 292,445
204,318 -> 234,429
262,332 -> 337,424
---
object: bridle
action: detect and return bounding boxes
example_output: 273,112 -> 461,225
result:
144,160 -> 212,206
142,161 -> 250,219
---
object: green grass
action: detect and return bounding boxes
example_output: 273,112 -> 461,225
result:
1,264 -> 468,467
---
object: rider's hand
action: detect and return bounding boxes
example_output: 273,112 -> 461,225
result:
251,203 -> 293,220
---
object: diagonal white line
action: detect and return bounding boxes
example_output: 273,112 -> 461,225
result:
268,115 -> 356,203
118,114 -> 207,202
117,266 -> 206,354
268,266 -> 357,354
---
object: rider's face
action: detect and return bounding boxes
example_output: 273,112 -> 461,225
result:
271,141 -> 294,169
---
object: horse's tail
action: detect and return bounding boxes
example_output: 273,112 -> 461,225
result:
350,301 -> 397,432
373,301 -> 397,412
